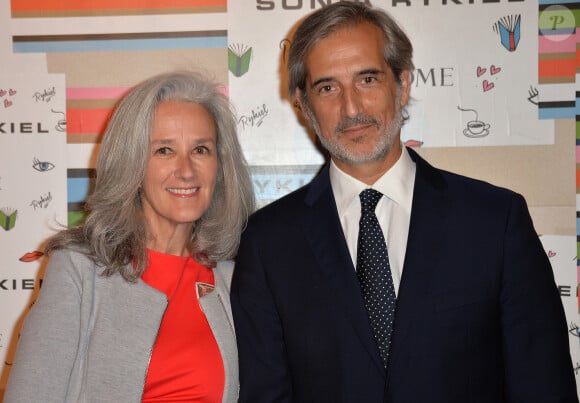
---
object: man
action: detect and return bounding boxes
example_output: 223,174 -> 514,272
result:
230,2 -> 578,402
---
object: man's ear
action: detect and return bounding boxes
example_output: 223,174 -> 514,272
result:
294,89 -> 312,124
399,70 -> 411,108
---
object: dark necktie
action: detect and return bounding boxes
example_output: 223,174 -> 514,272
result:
356,188 -> 396,368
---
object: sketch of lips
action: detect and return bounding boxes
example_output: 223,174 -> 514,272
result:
19,251 -> 44,262
404,139 -> 423,148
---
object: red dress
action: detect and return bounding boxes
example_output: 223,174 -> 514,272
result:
141,249 -> 224,402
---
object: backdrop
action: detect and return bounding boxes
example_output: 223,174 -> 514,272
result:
1,0 -> 579,397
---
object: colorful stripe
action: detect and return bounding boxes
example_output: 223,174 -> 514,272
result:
538,2 -> 580,307
67,108 -> 114,137
539,99 -> 579,119
67,168 -> 96,226
13,31 -> 227,53
67,86 -> 132,100
12,0 -> 226,17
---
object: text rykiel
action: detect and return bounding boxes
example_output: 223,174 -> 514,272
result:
0,122 -> 49,134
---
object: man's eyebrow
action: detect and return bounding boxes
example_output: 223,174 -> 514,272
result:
310,68 -> 387,88
310,76 -> 334,88
357,68 -> 386,76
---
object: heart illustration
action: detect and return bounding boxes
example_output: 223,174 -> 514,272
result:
476,66 -> 486,77
490,65 -> 501,75
547,250 -> 556,258
0,89 -> 6,97
482,80 -> 494,92
9,89 -> 16,96
4,99 -> 12,107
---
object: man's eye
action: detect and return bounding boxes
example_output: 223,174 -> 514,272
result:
363,76 -> 377,84
319,85 -> 333,93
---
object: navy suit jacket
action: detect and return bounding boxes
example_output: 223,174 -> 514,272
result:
231,148 -> 577,403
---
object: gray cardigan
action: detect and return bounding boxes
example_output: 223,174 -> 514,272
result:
4,249 -> 238,402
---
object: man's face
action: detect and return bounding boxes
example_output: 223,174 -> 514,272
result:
297,22 -> 410,179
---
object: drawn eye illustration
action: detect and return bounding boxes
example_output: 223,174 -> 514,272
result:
32,158 -> 55,172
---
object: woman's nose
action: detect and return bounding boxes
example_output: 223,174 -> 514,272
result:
175,155 -> 195,180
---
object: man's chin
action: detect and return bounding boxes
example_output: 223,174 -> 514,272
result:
334,149 -> 390,165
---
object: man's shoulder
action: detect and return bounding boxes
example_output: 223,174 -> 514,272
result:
439,167 -> 516,199
410,147 -> 515,197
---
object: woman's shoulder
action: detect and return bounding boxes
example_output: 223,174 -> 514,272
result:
45,247 -> 102,283
48,247 -> 98,267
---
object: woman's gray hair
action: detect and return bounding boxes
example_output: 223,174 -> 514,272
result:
287,1 -> 414,98
47,70 -> 255,281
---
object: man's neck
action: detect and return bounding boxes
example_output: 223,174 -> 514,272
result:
333,144 -> 403,186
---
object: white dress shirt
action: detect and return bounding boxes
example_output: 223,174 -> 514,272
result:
329,146 -> 416,296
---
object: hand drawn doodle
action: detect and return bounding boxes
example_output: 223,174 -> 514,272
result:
33,86 -> 56,102
569,323 -> 580,349
32,158 -> 55,172
403,139 -> 423,148
51,109 -> 67,131
482,80 -> 494,92
19,251 -> 44,262
527,86 -> 539,105
229,43 -> 252,77
493,15 -> 521,52
1,88 -> 17,107
476,65 -> 501,92
458,106 -> 490,138
30,192 -> 52,210
239,104 -> 269,130
0,207 -> 17,231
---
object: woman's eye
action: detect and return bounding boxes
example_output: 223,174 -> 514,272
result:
154,146 -> 172,155
194,146 -> 209,154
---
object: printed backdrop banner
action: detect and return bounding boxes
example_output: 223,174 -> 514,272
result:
1,0 -> 579,398
228,0 -> 553,168
0,73 -> 67,389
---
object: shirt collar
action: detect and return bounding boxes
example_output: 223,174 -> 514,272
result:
330,146 -> 416,216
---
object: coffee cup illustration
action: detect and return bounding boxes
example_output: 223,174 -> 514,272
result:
466,120 -> 490,135
52,109 -> 67,132
458,106 -> 490,138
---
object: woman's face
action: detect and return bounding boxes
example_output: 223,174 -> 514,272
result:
141,100 -> 218,239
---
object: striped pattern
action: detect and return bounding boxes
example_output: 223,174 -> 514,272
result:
538,1 -> 580,308
13,31 -> 227,53
11,0 -> 226,17
541,3 -> 580,309
538,3 -> 578,121
66,87 -> 130,144
9,1 -> 229,228
67,168 -> 96,226
10,5 -> 228,145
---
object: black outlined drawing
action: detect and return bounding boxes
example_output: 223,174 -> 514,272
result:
458,106 -> 490,138
32,158 -> 55,172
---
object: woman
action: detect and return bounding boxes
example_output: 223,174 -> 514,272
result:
4,71 -> 255,402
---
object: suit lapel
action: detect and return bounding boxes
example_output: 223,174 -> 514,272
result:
388,148 -> 450,369
302,165 -> 385,373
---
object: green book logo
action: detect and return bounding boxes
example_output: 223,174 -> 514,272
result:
0,208 -> 17,231
229,44 -> 252,77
